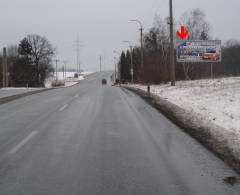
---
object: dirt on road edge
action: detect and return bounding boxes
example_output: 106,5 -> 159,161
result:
123,86 -> 240,175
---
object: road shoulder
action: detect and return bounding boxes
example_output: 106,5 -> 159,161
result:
0,88 -> 54,105
123,85 -> 240,175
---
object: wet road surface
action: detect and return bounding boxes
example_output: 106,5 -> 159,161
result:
0,72 -> 239,194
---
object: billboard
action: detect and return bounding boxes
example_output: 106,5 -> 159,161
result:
176,40 -> 221,63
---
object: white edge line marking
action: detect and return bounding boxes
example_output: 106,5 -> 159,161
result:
59,104 -> 68,112
8,131 -> 38,154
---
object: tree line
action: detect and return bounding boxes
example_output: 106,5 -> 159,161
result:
118,9 -> 240,84
0,34 -> 54,87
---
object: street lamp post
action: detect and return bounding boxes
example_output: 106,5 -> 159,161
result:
114,56 -> 118,82
169,0 -> 175,86
130,19 -> 144,80
123,41 -> 134,83
63,61 -> 68,79
55,59 -> 59,81
114,50 -> 121,81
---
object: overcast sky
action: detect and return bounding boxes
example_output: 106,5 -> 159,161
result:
0,0 -> 239,71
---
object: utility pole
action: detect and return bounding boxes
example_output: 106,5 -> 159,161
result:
55,60 -> 59,81
62,66 -> 65,80
169,0 -> 175,86
76,38 -> 80,73
100,56 -> 102,72
76,38 -> 85,74
140,27 -> 143,70
2,47 -> 7,88
63,61 -> 67,78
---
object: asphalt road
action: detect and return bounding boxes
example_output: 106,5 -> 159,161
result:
0,72 -> 239,195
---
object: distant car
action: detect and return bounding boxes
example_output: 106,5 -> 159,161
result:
102,79 -> 107,85
74,73 -> 78,78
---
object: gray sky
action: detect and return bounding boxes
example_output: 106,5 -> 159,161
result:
0,0 -> 239,71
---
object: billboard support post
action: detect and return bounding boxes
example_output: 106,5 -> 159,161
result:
211,63 -> 213,79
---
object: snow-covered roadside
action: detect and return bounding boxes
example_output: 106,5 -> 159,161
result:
0,71 -> 93,102
45,71 -> 92,88
0,88 -> 43,99
131,77 -> 240,157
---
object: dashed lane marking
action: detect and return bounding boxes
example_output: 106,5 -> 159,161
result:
8,131 -> 38,154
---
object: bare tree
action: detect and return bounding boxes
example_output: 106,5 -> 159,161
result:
180,9 -> 210,40
19,34 -> 55,86
154,16 -> 170,82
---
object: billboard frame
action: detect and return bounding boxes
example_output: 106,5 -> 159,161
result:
176,40 -> 222,63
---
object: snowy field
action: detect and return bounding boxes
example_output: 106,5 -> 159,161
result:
133,77 -> 240,142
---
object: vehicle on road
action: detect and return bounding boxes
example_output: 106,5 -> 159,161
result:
102,79 -> 107,85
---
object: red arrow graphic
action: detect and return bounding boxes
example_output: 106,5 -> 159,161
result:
177,25 -> 188,40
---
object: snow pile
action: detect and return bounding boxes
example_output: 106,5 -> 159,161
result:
133,77 -> 240,144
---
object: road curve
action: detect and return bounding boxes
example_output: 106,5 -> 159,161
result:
0,72 -> 239,195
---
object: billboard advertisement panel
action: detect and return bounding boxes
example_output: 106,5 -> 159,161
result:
176,40 -> 221,63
